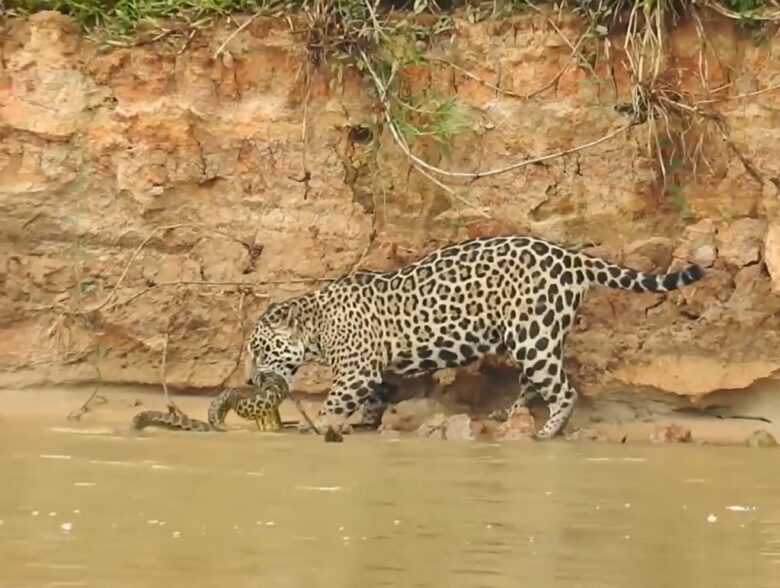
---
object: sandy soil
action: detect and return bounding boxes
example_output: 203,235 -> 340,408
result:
1,384 -> 778,447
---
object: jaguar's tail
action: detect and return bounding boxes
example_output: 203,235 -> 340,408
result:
579,254 -> 704,293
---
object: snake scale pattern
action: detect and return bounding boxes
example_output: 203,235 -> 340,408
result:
131,372 -> 290,433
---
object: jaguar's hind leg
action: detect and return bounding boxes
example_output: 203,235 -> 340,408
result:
504,315 -> 579,439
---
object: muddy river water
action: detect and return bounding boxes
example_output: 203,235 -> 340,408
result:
2,420 -> 780,588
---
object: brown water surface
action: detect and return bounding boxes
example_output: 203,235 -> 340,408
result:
1,420 -> 779,587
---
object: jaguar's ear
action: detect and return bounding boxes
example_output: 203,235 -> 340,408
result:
268,300 -> 300,337
283,301 -> 300,333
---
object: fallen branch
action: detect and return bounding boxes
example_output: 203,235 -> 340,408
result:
716,414 -> 772,424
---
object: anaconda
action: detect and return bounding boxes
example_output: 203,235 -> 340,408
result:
131,372 -> 289,432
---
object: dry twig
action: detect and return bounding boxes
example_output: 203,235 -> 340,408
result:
219,291 -> 248,388
65,364 -> 108,421
213,12 -> 260,59
160,332 -> 184,417
66,386 -> 107,421
97,280 -> 269,315
289,64 -> 314,197
31,223 -> 338,317
696,83 -> 780,105
434,55 -> 570,102
66,363 -> 107,421
78,223 -> 246,315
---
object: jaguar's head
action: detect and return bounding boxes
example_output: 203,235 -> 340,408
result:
245,300 -> 307,386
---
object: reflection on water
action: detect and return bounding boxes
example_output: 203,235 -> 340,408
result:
1,421 -> 780,588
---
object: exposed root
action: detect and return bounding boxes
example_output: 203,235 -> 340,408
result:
362,43 -> 639,182
574,0 -> 780,196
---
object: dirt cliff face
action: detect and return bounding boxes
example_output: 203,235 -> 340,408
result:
1,10 -> 778,405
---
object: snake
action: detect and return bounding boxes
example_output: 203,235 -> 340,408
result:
131,372 -> 289,432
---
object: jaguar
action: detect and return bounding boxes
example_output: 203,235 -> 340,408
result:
245,235 -> 703,439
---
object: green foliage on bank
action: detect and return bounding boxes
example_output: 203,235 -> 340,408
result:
2,0 -> 776,216
2,1 -> 777,37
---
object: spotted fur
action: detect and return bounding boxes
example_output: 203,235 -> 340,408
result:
131,372 -> 289,433
246,235 -> 703,439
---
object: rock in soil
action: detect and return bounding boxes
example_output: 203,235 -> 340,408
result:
442,414 -> 476,441
565,427 -> 608,442
415,413 -> 448,439
381,398 -> 450,433
744,429 -> 778,448
650,423 -> 692,443
414,413 -> 477,441
494,407 -> 536,441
